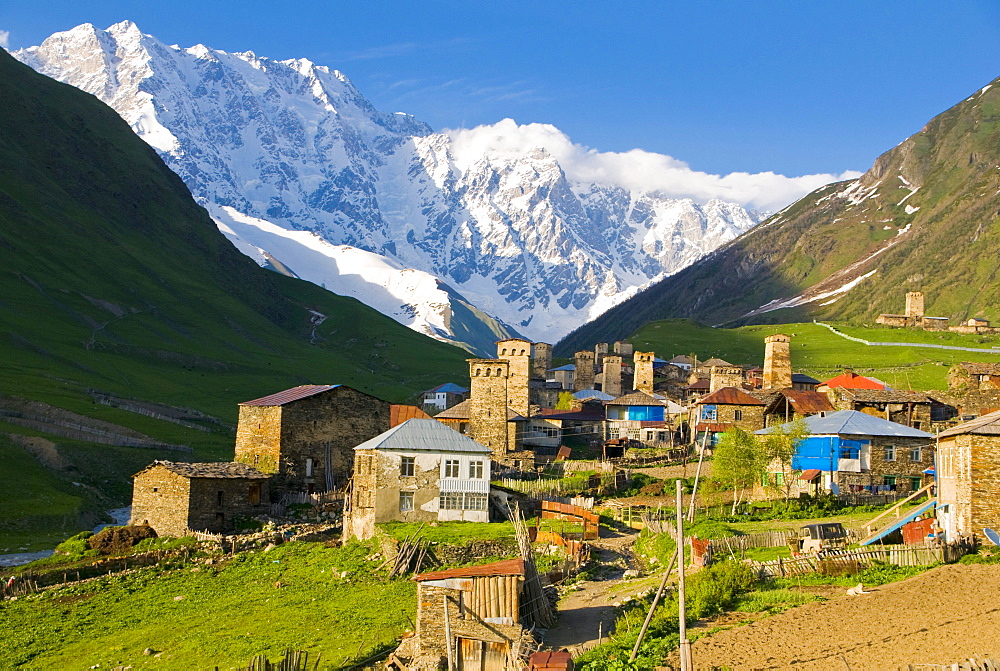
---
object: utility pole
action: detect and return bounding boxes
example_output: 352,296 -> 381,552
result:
677,479 -> 693,670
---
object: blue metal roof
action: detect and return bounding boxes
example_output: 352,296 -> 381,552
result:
756,410 -> 933,438
548,364 -> 576,371
574,389 -> 615,401
427,382 -> 469,394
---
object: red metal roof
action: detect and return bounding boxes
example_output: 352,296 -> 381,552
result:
415,558 -> 525,581
240,384 -> 341,406
799,469 -> 822,481
822,371 -> 885,390
696,422 -> 731,433
697,387 -> 765,405
390,404 -> 431,427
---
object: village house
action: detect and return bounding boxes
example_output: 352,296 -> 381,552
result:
130,461 -> 270,537
546,364 -> 576,390
435,399 -> 472,436
668,354 -> 695,371
693,387 -> 767,444
756,389 -> 836,427
757,410 -> 934,496
948,362 -> 1000,391
421,383 -> 469,412
233,384 -> 390,496
876,291 -> 950,330
791,373 -> 821,391
605,390 -> 669,443
826,388 -> 934,430
345,419 -> 493,541
817,369 -> 886,393
395,559 -> 536,670
935,410 -> 1000,542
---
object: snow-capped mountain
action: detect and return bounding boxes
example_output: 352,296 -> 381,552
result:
15,21 -> 764,350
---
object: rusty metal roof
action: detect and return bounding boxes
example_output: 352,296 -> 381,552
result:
697,387 -> 765,406
415,558 -> 525,581
839,389 -> 932,404
240,384 -> 341,406
696,422 -> 731,433
937,409 -> 1000,437
435,399 -> 471,419
781,390 -> 835,414
390,404 -> 431,427
138,460 -> 269,480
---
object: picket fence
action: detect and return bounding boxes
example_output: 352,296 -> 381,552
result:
748,544 -> 967,578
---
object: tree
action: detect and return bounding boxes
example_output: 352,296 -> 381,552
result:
555,391 -> 575,410
712,426 -> 768,514
760,418 -> 809,501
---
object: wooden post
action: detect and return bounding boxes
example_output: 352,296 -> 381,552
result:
677,479 -> 693,671
628,545 -> 680,662
443,594 -> 454,671
687,430 -> 708,522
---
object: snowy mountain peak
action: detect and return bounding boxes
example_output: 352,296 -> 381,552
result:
17,23 -> 766,351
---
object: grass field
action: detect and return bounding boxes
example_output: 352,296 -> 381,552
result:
629,319 -> 1000,389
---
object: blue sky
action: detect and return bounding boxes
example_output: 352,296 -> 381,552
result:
2,1 -> 998,178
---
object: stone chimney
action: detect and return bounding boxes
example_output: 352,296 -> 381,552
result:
573,351 -> 596,391
602,355 -> 624,397
633,351 -> 655,394
532,342 -> 552,380
710,366 -> 745,393
763,334 -> 792,390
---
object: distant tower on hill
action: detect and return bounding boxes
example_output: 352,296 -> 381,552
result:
763,334 -> 792,390
574,351 -> 596,391
906,291 -> 925,318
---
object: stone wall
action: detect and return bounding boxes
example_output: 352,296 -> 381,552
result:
710,404 -> 766,432
234,405 -> 282,473
710,366 -> 744,393
573,351 -> 595,391
613,341 -> 634,356
469,359 -> 512,458
594,343 -> 609,369
905,291 -> 925,318
837,437 -> 933,492
186,477 -> 269,533
416,581 -> 525,661
497,339 -> 531,417
633,352 -> 654,394
938,433 -> 1000,537
130,467 -> 191,537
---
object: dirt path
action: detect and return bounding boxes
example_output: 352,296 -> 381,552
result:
543,529 -> 645,655
667,563 -> 1000,669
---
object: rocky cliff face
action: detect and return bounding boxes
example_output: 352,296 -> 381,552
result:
17,21 -> 763,350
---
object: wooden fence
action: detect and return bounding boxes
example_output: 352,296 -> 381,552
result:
904,659 -> 1000,671
541,500 -> 600,540
748,543 -> 969,578
496,470 -> 625,498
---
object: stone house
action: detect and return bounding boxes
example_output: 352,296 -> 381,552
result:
757,410 -> 934,496
547,364 -> 576,390
346,419 -> 492,541
234,384 -> 390,496
693,387 -> 767,445
935,410 -> 1000,542
948,362 -> 1000,391
756,389 -> 835,427
827,388 -> 934,430
130,461 -> 270,537
400,559 -> 533,670
435,399 -> 472,436
606,391 -> 668,443
791,373 -> 821,391
421,383 -> 469,412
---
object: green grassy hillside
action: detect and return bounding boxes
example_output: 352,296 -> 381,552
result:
0,49 -> 469,550
559,75 -> 1000,354
630,319 -> 1000,390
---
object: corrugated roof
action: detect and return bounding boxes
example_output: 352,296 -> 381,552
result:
390,404 -> 432,427
685,379 -> 710,390
426,383 -> 469,394
415,558 -> 525,581
548,364 -> 576,372
353,418 -> 491,454
607,391 -> 663,406
697,387 -> 765,406
139,460 -> 269,479
937,409 -> 1000,437
435,399 -> 471,419
240,384 -> 341,406
756,410 -> 933,438
792,373 -> 820,385
959,362 -> 1000,376
840,389 -> 932,404
574,389 -> 615,401
821,371 -> 885,390
782,390 -> 835,414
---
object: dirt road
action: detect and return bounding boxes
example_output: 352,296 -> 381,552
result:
670,562 -> 1000,669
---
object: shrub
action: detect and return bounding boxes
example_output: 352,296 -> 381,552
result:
54,531 -> 94,557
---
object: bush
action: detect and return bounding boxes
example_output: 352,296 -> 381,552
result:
87,525 -> 157,555
54,531 -> 95,558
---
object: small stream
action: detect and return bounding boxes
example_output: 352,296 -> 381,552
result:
0,506 -> 132,568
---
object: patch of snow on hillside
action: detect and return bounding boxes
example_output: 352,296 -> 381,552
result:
904,205 -> 920,215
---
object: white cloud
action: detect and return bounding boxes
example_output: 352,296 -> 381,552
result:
445,119 -> 862,212
0,31 -> 10,49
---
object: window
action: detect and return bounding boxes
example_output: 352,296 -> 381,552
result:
839,444 -> 860,460
775,472 -> 785,486
248,483 -> 261,505
444,460 -> 460,478
761,472 -> 770,487
306,458 -> 314,477
884,445 -> 896,462
217,491 -> 224,506
440,492 -> 463,510
883,476 -> 896,490
910,446 -> 922,462
152,487 -> 158,493
401,457 -> 415,477
909,477 -> 922,491
464,493 -> 488,511
734,409 -> 743,421
700,405 -> 717,421
399,491 -> 414,511
469,460 -> 484,479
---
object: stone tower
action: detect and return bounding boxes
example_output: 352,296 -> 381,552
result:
763,334 -> 792,391
633,351 -> 655,394
906,291 -> 925,318
468,358 -> 511,458
532,342 -> 553,380
710,366 -> 745,393
602,355 -> 624,397
594,342 -> 609,369
574,351 -> 596,391
613,340 -> 634,356
496,338 -> 531,417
